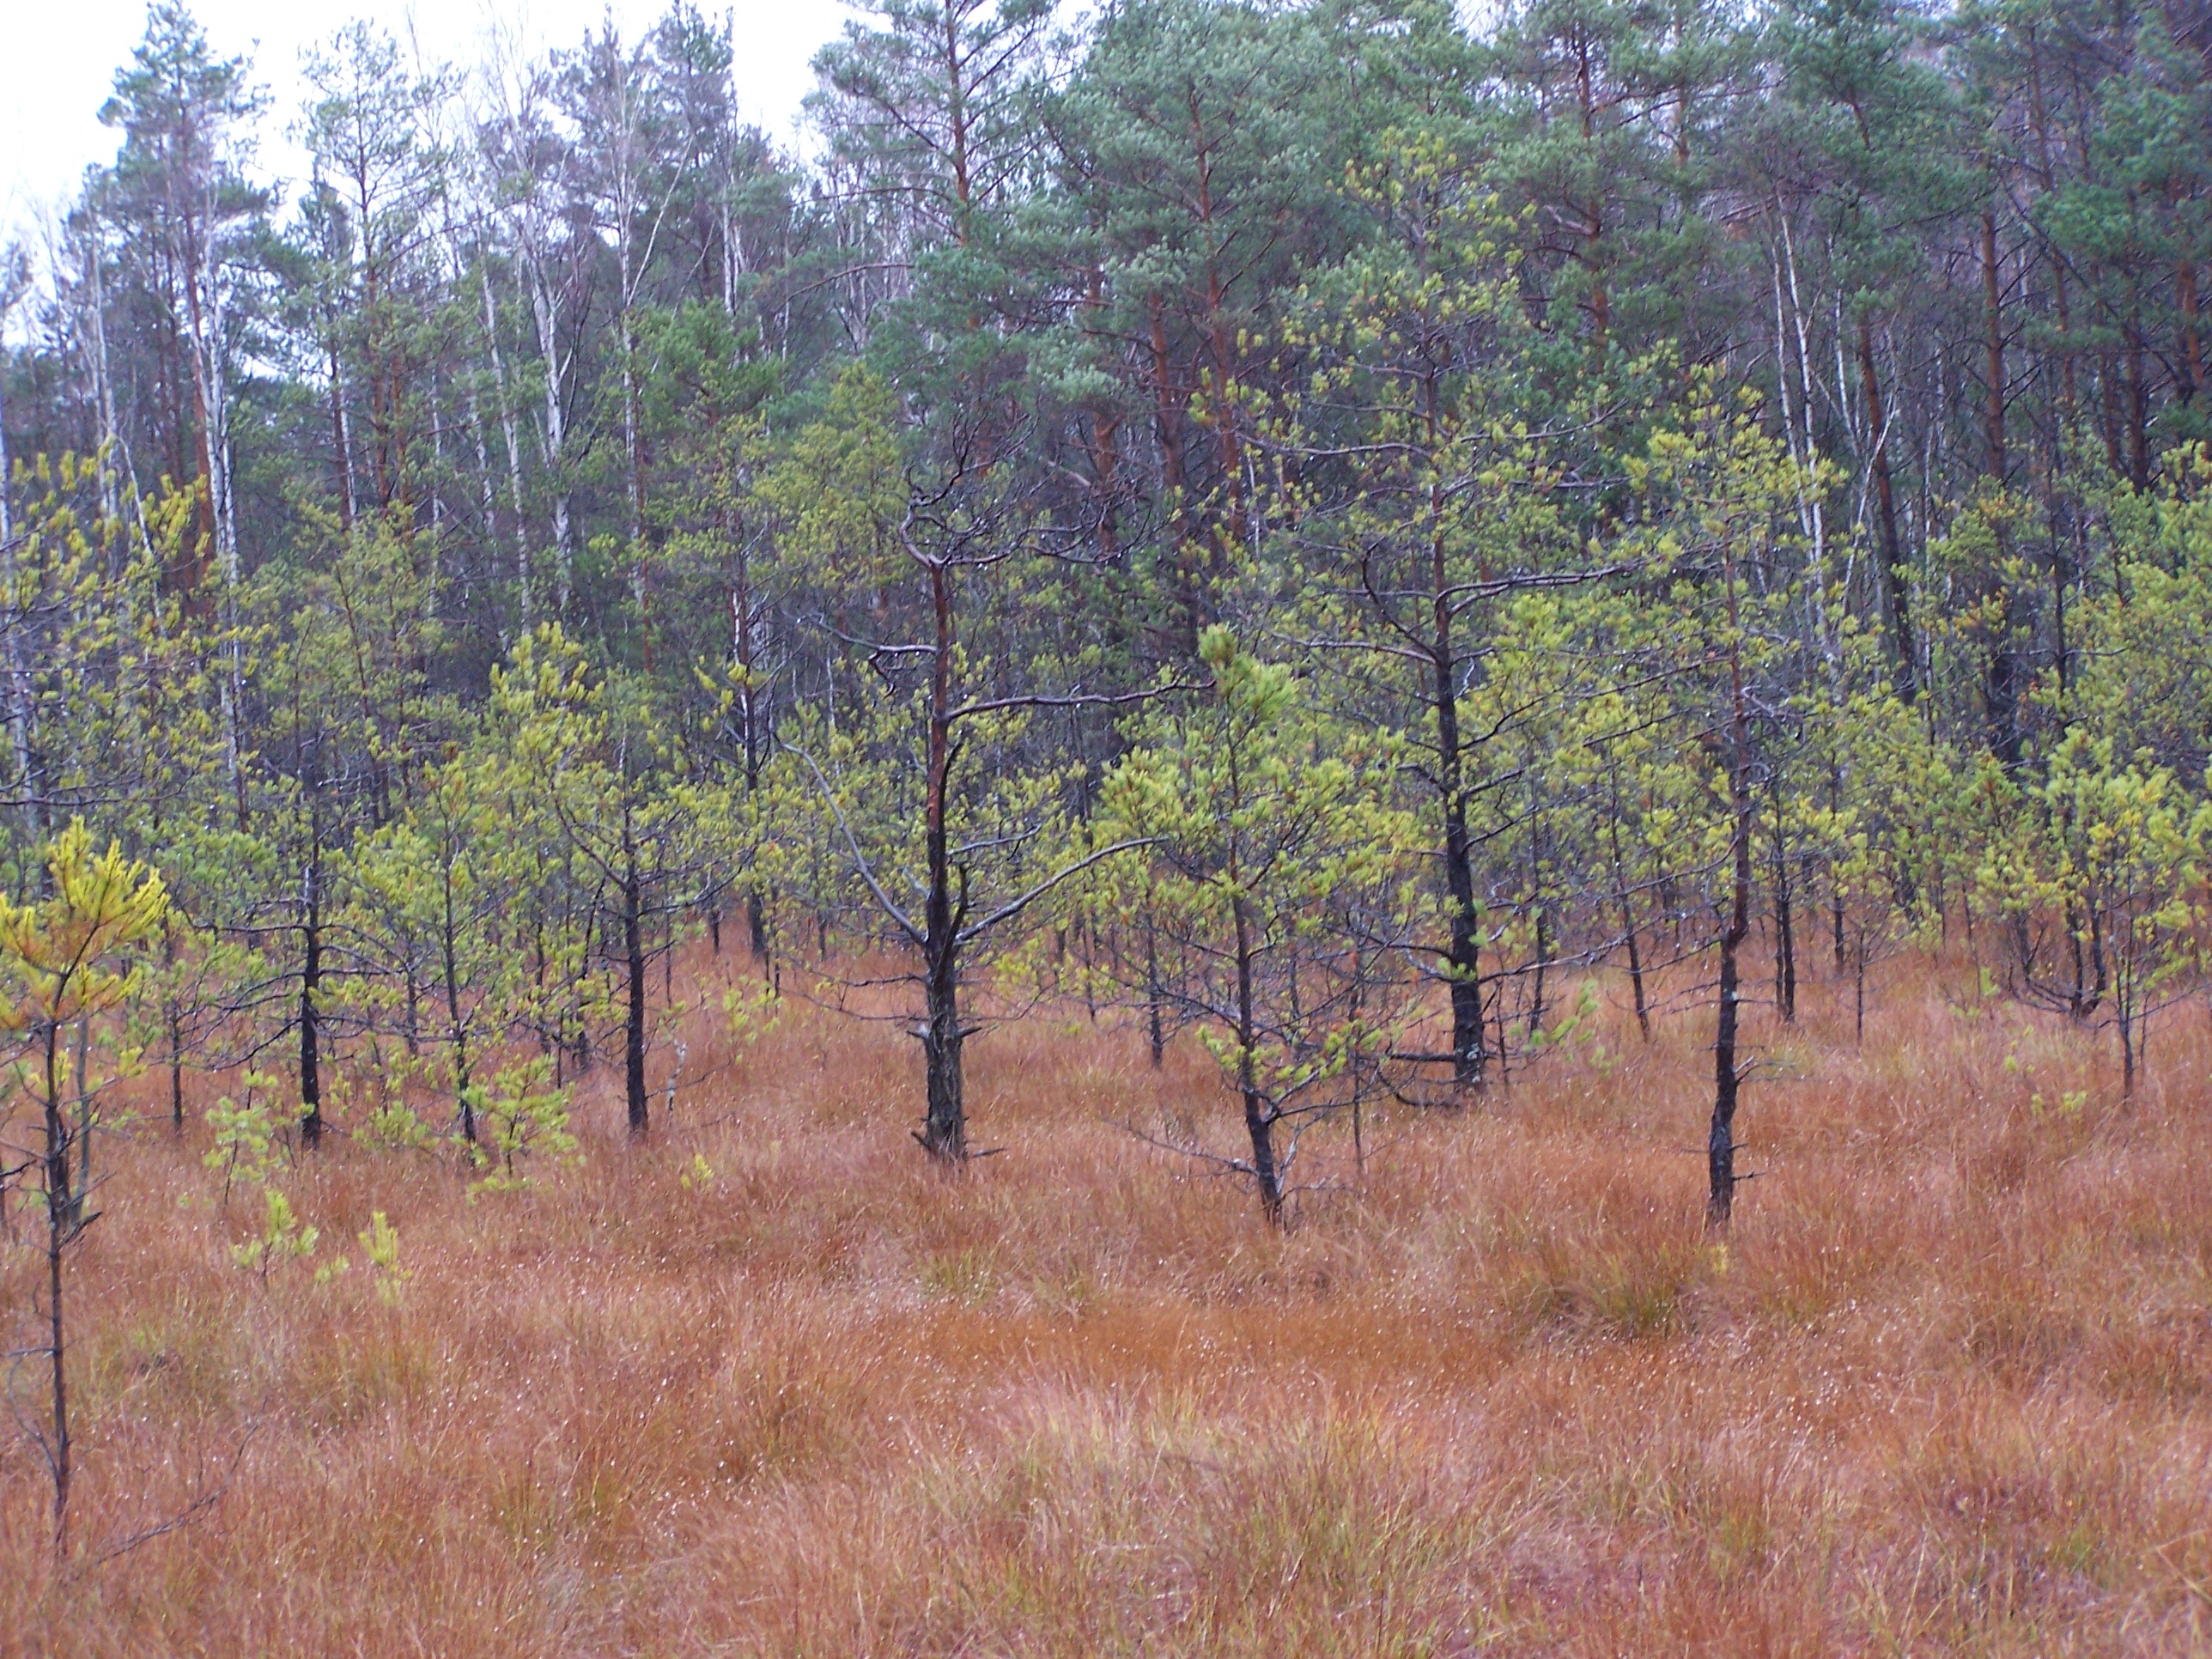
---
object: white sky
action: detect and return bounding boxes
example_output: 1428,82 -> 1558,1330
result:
0,0 -> 851,242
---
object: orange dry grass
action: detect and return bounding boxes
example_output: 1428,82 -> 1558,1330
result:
4,953 -> 2212,1656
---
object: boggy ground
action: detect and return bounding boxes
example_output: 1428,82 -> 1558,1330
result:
3,953 -> 2210,1656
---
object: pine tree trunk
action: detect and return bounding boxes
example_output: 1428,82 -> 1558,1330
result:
1145,913 -> 1166,1067
1772,782 -> 1796,1024
917,555 -> 969,1163
1709,566 -> 1754,1231
1609,811 -> 1650,1042
41,1020 -> 73,1556
1232,892 -> 1282,1224
299,825 -> 324,1149
623,826 -> 649,1139
921,939 -> 967,1162
1434,536 -> 1486,1089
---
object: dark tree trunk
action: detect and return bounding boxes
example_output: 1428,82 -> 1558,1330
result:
1438,707 -> 1486,1086
443,875 -> 475,1145
1832,814 -> 1847,974
623,819 -> 649,1138
1709,568 -> 1755,1232
1232,893 -> 1282,1224
1709,766 -> 1752,1229
2118,975 -> 2137,1097
1431,477 -> 1486,1090
917,556 -> 969,1163
921,937 -> 966,1162
1771,782 -> 1796,1024
170,1005 -> 185,1133
747,889 -> 769,966
1527,903 -> 1549,1043
1608,805 -> 1650,1042
299,834 -> 324,1149
1145,914 -> 1166,1068
41,1022 -> 73,1556
1623,908 -> 1650,1042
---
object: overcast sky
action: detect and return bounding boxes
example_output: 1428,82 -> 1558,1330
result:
1,0 -> 851,242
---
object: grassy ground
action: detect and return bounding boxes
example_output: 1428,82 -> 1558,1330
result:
3,951 -> 2210,1656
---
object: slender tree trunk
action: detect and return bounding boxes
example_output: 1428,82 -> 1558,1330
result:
299,818 -> 324,1148
732,560 -> 771,976
918,557 -> 968,1162
42,1021 -> 72,1556
178,222 -> 224,605
1983,209 -> 2006,484
527,264 -> 574,611
1145,912 -> 1166,1068
623,820 -> 649,1138
167,1001 -> 186,1133
1232,891 -> 1282,1224
0,360 -> 40,847
621,304 -> 651,666
1528,902 -> 1549,1042
1433,503 -> 1486,1088
1858,315 -> 1913,695
443,872 -> 475,1144
1709,573 -> 1754,1231
1981,208 -> 2021,767
1772,781 -> 1796,1024
1609,811 -> 1650,1042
